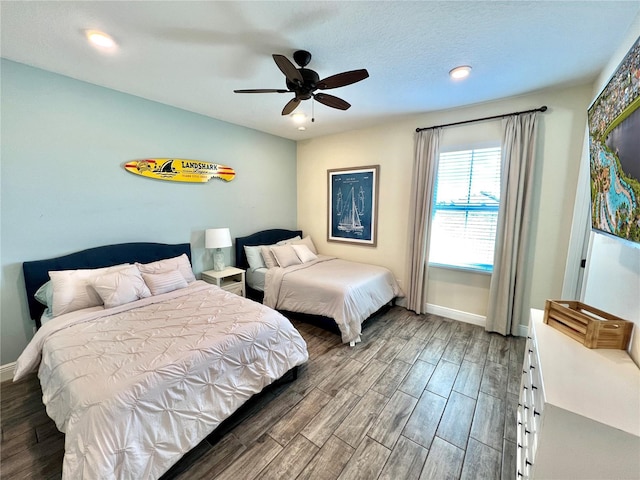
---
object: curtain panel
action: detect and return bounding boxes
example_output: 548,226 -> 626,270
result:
486,112 -> 539,335
406,128 -> 441,314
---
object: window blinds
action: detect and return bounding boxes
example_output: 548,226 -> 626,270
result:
429,147 -> 501,272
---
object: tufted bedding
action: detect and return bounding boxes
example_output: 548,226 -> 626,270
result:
263,256 -> 403,344
14,281 -> 309,479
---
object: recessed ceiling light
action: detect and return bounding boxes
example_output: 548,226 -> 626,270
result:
449,65 -> 471,80
86,30 -> 117,49
298,126 -> 306,131
290,112 -> 306,124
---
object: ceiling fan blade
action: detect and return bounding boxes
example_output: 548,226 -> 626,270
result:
273,54 -> 303,85
317,69 -> 369,90
234,89 -> 290,93
314,93 -> 351,110
282,97 -> 301,115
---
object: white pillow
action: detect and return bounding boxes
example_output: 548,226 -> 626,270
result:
34,281 -> 54,308
91,265 -> 152,309
261,246 -> 279,269
292,244 -> 318,263
142,270 -> 188,295
49,264 -> 130,317
276,235 -> 302,246
291,236 -> 317,254
136,254 -> 196,283
244,245 -> 267,271
271,245 -> 302,268
40,309 -> 54,325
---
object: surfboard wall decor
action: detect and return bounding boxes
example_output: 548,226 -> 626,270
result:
124,159 -> 236,183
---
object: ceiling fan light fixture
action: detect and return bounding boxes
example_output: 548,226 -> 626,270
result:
234,50 -> 369,116
449,65 -> 471,80
290,112 -> 307,124
86,30 -> 117,50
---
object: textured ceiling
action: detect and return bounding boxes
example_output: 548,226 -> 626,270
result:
1,1 -> 639,140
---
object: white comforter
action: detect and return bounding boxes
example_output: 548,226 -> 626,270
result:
263,256 -> 403,344
14,281 -> 308,480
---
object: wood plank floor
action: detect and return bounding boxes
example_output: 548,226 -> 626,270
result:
0,306 -> 525,479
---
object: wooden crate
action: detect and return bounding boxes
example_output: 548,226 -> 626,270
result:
543,300 -> 633,350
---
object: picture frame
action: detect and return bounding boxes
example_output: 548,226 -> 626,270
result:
588,36 -> 640,246
327,165 -> 379,246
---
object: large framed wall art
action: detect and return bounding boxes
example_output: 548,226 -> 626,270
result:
327,165 -> 379,246
588,36 -> 640,245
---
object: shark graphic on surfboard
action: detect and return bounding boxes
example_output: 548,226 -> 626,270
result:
124,158 -> 235,183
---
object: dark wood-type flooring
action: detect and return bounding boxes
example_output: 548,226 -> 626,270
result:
1,306 -> 525,479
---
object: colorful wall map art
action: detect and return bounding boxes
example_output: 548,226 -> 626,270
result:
588,36 -> 640,245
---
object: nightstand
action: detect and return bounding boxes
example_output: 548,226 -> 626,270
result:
201,267 -> 246,297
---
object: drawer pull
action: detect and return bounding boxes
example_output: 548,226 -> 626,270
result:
529,348 -> 533,353
517,471 -> 523,477
531,385 -> 538,390
525,429 -> 531,434
534,410 -> 541,416
526,460 -> 533,467
529,365 -> 536,370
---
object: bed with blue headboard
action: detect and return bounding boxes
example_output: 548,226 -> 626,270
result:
235,229 -> 302,300
23,242 -> 191,328
17,240 -> 308,479
235,228 -> 403,345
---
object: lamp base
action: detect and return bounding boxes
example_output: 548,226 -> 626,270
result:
213,249 -> 225,271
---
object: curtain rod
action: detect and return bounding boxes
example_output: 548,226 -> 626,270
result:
415,105 -> 548,132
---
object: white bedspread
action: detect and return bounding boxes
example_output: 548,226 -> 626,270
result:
263,256 -> 403,344
14,281 -> 308,479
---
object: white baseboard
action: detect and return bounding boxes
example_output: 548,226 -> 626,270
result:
1,362 -> 16,383
425,303 -> 486,327
518,324 -> 529,337
424,303 -> 528,337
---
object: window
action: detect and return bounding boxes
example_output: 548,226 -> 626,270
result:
429,146 -> 501,272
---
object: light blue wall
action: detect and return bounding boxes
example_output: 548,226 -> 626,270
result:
1,59 -> 297,364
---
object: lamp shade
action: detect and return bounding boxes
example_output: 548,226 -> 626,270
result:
205,228 -> 232,249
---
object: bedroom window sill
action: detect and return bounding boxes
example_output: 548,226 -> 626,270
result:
428,262 -> 492,275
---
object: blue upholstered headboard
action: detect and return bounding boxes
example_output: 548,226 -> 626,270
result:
235,229 -> 303,270
23,242 -> 191,327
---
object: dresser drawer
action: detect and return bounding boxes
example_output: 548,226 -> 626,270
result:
516,404 -> 528,479
519,332 -> 541,477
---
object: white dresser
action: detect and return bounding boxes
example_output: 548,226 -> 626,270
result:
517,309 -> 640,479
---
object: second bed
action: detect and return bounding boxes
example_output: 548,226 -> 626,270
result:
236,229 -> 403,344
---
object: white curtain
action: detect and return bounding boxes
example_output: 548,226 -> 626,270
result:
486,112 -> 539,335
406,128 -> 441,314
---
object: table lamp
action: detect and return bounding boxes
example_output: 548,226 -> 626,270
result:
205,228 -> 232,271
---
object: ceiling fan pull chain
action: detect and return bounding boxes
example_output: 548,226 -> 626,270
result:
312,98 -> 315,123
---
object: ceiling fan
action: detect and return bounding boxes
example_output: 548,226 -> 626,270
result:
234,50 -> 369,116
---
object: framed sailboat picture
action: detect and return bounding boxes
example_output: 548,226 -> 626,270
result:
328,165 -> 379,246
